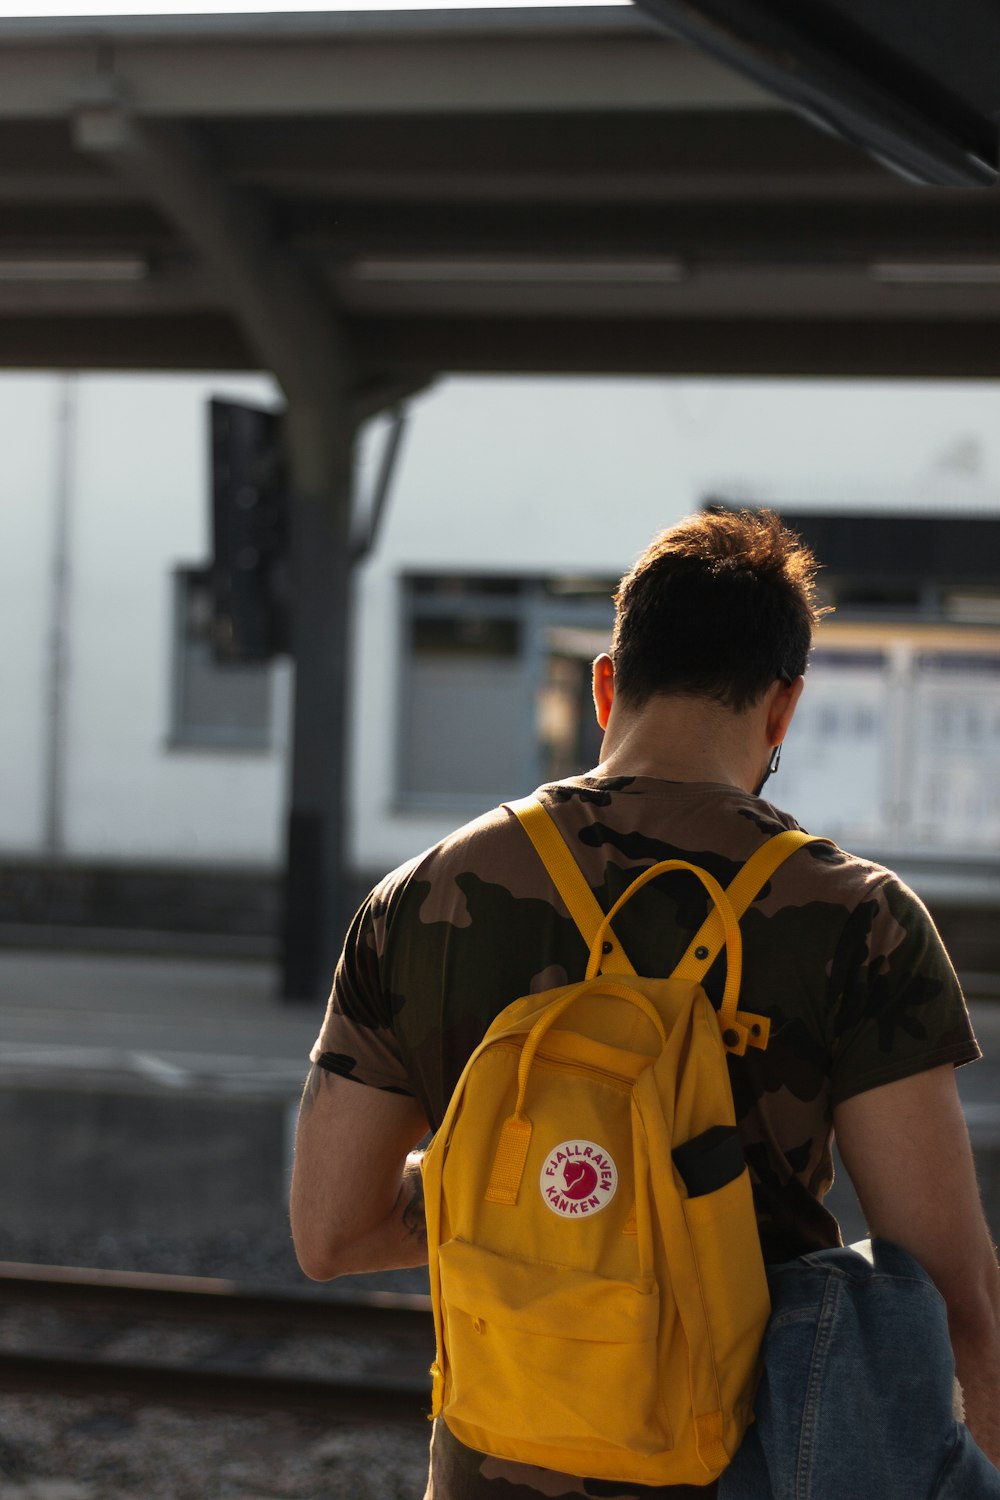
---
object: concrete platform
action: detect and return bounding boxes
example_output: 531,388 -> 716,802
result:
0,950 -> 318,1097
0,952 -> 321,1246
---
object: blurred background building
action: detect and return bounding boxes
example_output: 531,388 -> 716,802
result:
3,368 -> 999,969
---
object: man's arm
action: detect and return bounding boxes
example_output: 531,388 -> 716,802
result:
290,1062 -> 430,1281
835,1063 -> 1000,1466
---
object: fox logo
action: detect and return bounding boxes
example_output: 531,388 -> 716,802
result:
563,1159 -> 599,1199
540,1139 -> 618,1218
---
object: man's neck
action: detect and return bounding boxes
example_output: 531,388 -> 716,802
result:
592,693 -> 767,795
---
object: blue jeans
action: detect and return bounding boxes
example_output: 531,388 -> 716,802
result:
718,1239 -> 1000,1500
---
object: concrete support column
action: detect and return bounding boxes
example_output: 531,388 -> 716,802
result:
281,402 -> 358,1002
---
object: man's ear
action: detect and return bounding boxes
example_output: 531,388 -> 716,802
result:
767,674 -> 805,746
592,653 -> 615,731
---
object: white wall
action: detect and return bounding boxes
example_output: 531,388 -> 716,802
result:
5,370 -> 289,866
0,374 -> 62,853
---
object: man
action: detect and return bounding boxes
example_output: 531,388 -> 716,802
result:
291,509 -> 1000,1498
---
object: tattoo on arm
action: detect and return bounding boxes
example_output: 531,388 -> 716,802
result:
299,1063 -> 333,1119
400,1155 -> 427,1247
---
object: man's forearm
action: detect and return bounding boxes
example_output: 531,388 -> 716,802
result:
290,1063 -> 430,1282
951,1294 -> 1000,1468
312,1150 -> 428,1278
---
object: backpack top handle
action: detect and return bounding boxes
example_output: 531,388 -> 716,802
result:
507,795 -> 828,1056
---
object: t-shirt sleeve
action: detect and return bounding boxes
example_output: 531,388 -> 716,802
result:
826,872 -> 981,1106
309,889 -> 414,1096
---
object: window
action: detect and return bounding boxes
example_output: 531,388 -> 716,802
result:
779,651 -> 889,846
911,651 -> 1000,849
169,567 -> 274,750
782,633 -> 1000,852
538,626 -> 610,783
399,574 -> 614,808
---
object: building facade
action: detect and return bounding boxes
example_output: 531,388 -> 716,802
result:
4,370 -> 1000,943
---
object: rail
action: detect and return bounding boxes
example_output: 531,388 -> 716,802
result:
0,1261 -> 433,1422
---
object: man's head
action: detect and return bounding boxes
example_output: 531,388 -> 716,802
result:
610,508 -> 823,714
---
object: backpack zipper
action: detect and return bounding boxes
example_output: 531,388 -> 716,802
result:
494,1038 -> 636,1089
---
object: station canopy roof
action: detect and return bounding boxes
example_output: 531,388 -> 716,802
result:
3,5 -> 1000,386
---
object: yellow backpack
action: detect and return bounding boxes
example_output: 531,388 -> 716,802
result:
422,796 -> 820,1487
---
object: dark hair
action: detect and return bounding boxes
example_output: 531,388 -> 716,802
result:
611,509 -> 825,712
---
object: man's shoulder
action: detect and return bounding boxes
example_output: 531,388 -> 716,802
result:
752,808 -> 949,977
374,802 -> 519,892
363,800 -> 540,941
367,777 -> 632,932
373,776 -> 617,886
755,793 -> 910,900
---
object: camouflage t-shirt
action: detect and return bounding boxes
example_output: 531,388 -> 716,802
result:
312,775 -> 980,1500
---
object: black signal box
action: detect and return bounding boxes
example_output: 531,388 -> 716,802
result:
210,398 -> 290,662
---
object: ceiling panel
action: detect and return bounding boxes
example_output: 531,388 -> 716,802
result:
0,8 -> 998,383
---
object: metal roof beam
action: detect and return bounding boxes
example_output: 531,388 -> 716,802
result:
6,311 -> 1000,379
0,8 -> 651,42
344,313 -> 1000,379
0,262 -> 217,314
0,30 -> 767,120
283,195 -> 1000,263
0,313 -> 250,370
73,92 -> 351,420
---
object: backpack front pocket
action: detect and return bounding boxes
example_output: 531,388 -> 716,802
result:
437,1238 -> 670,1459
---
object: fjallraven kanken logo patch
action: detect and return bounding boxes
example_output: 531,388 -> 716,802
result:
540,1140 -> 617,1217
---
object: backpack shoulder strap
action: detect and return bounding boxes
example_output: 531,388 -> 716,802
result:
506,795 -> 636,976
670,829 -> 829,984
669,829 -> 832,1051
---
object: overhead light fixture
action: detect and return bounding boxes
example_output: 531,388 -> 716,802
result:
0,257 -> 148,282
352,258 -> 686,285
871,262 -> 1000,285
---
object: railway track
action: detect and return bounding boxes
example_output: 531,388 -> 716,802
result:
0,1261 -> 434,1422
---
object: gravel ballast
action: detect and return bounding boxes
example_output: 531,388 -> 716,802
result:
0,1230 -> 433,1499
0,1396 -> 431,1499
